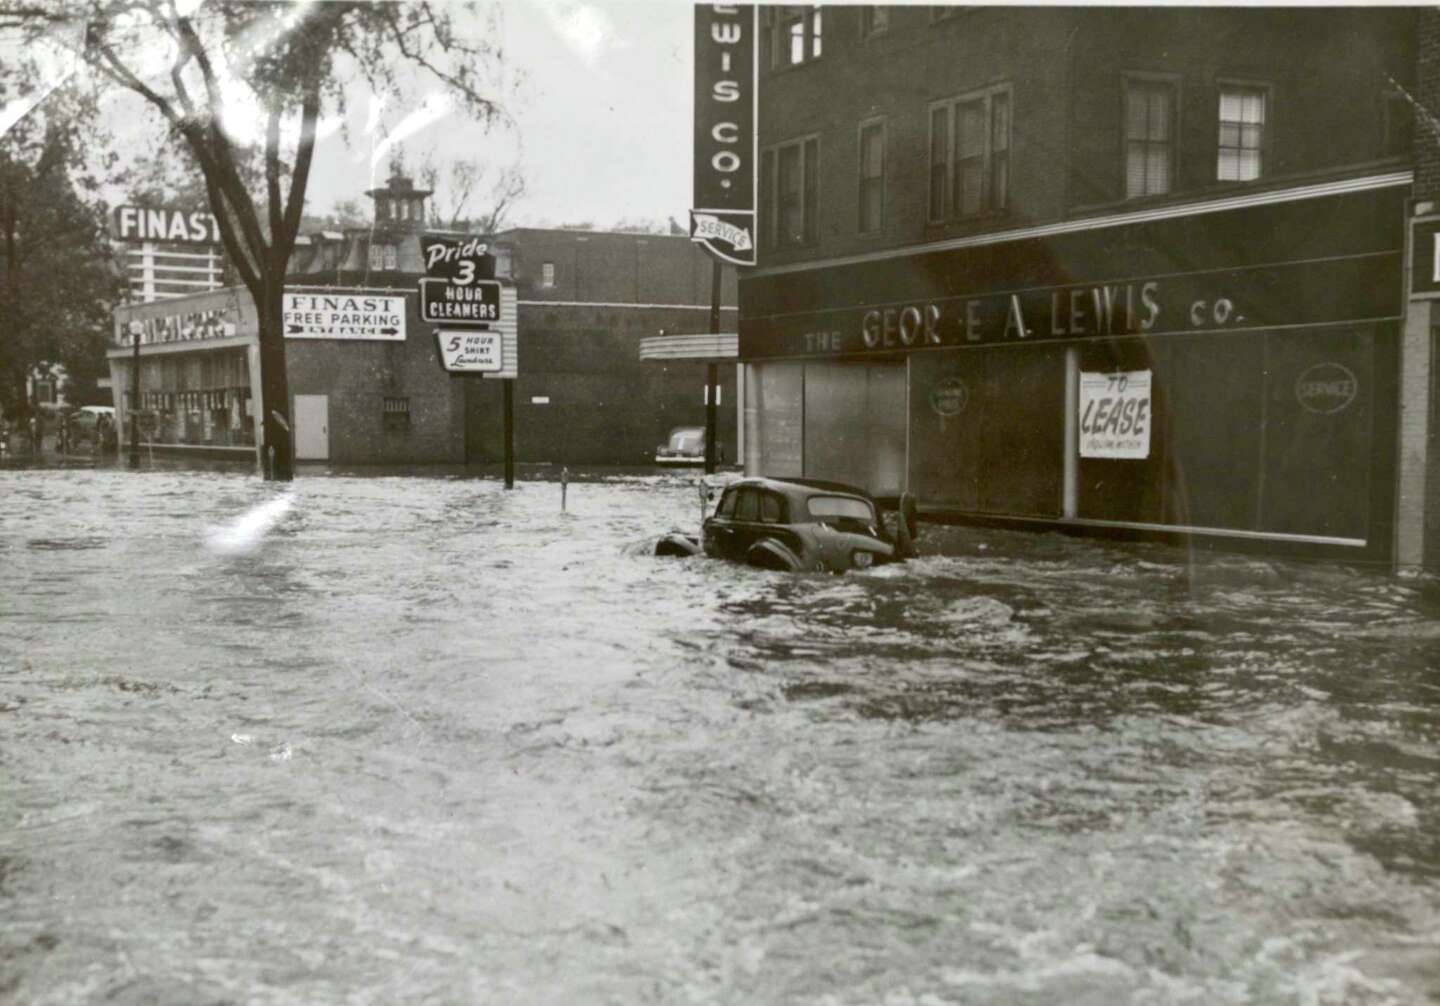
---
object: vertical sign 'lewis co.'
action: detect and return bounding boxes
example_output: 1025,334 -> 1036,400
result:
692,4 -> 757,266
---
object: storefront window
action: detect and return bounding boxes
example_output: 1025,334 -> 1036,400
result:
911,346 -> 1064,516
1259,327 -> 1373,540
803,360 -> 906,496
745,361 -> 803,477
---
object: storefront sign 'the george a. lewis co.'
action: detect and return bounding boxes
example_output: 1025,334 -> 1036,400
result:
691,4 -> 757,266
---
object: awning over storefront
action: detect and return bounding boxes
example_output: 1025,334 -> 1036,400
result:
638,332 -> 737,363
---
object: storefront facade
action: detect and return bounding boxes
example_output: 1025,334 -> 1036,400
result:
108,289 -> 261,453
741,177 -> 1405,560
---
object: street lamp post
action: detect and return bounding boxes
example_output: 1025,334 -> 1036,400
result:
128,324 -> 140,469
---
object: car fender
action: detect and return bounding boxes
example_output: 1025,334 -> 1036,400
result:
655,532 -> 702,558
745,538 -> 803,571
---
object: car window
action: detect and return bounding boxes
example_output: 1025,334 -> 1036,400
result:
760,492 -> 786,523
716,488 -> 737,518
670,428 -> 704,452
807,495 -> 874,523
734,488 -> 760,522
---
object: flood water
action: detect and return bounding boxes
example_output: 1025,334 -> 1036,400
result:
3,462 -> 1440,1004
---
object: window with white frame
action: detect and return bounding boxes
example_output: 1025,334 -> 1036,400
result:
541,262 -> 555,287
1217,86 -> 1267,182
928,85 -> 1010,222
368,243 -> 398,270
858,120 -> 885,234
763,6 -> 822,69
761,135 -> 820,248
1124,77 -> 1176,199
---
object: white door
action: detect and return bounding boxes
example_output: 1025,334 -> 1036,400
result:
293,394 -> 329,460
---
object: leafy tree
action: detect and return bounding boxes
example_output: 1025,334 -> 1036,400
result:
3,0 -> 507,479
0,58 -> 120,423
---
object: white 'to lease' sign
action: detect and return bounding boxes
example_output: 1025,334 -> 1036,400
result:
283,292 -> 406,341
437,330 -> 502,372
1080,370 -> 1152,459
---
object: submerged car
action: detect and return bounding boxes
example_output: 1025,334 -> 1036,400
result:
656,477 -> 918,573
655,426 -> 706,466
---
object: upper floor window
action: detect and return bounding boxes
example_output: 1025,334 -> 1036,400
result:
860,6 -> 888,39
368,243 -> 397,270
928,85 -> 1011,222
1217,85 -> 1267,182
541,262 -> 555,288
1125,76 -> 1176,199
858,120 -> 886,234
763,6 -> 822,69
761,135 -> 820,248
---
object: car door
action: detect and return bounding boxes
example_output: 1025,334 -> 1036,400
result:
727,487 -> 763,558
703,486 -> 740,558
756,490 -> 805,559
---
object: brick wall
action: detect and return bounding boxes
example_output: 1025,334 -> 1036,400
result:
1418,8 -> 1440,198
502,230 -> 738,308
286,293 -> 465,464
464,303 -> 740,466
1419,9 -> 1440,568
755,7 -> 1417,270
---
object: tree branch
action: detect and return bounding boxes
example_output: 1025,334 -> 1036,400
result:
265,102 -> 283,244
277,82 -> 321,260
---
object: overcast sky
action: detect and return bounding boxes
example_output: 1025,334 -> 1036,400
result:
303,0 -> 695,230
0,0 -> 694,231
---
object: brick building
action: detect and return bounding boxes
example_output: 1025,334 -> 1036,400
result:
741,5 -> 1429,564
108,173 -> 739,466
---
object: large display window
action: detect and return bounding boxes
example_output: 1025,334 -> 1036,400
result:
744,359 -> 906,493
1259,326 -> 1374,541
744,326 -> 1388,547
910,346 -> 1064,516
744,361 -> 803,477
803,360 -> 906,495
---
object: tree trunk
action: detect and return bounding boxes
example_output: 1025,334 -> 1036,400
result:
257,269 -> 293,481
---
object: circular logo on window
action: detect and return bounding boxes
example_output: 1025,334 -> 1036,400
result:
1295,362 -> 1358,415
930,377 -> 969,417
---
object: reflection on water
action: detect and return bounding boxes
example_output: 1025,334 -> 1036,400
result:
2,463 -> 1440,1004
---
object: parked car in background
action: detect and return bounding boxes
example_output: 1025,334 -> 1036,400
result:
655,426 -> 706,466
66,406 -> 117,449
657,477 -> 918,572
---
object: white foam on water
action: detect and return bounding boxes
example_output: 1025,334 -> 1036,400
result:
204,492 -> 295,556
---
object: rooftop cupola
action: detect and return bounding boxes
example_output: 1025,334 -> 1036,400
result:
365,171 -> 432,232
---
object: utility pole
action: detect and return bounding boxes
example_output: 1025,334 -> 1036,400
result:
705,258 -> 721,474
503,378 -> 514,489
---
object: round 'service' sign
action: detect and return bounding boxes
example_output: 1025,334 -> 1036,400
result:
930,377 -> 969,417
1295,362 -> 1358,415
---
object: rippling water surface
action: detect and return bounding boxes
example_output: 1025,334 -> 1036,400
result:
3,464 -> 1440,1004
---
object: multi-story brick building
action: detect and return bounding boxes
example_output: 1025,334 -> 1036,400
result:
741,5 -> 1431,564
108,173 -> 739,466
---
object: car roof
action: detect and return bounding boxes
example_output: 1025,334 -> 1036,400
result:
727,476 -> 874,501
